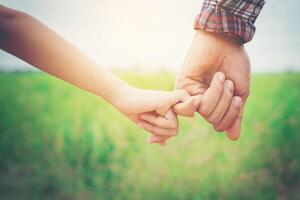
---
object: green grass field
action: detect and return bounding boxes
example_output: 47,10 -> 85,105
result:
0,71 -> 299,200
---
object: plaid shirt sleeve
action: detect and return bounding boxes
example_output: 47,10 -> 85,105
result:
194,0 -> 265,43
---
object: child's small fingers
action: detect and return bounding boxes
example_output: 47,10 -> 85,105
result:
156,89 -> 190,116
140,112 -> 177,129
167,89 -> 191,108
173,98 -> 195,117
173,89 -> 191,102
138,121 -> 178,136
192,94 -> 203,108
140,109 -> 178,129
173,95 -> 202,117
164,109 -> 178,121
148,134 -> 170,144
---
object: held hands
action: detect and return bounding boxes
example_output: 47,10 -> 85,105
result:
144,72 -> 238,145
0,6 -> 248,145
112,86 -> 198,143
112,71 -> 237,145
109,30 -> 250,145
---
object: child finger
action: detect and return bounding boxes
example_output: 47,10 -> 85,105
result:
172,89 -> 191,102
173,94 -> 202,117
140,113 -> 177,129
156,89 -> 191,116
156,89 -> 196,117
138,121 -> 178,136
173,98 -> 195,117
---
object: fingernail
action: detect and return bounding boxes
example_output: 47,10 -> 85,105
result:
226,80 -> 233,91
234,97 -> 242,108
217,72 -> 225,82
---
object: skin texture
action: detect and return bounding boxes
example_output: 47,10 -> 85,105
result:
0,5 -> 194,139
175,30 -> 251,140
114,88 -> 195,137
0,5 -> 248,145
145,72 -> 236,145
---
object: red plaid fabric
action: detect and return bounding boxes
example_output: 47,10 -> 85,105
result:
194,0 -> 265,43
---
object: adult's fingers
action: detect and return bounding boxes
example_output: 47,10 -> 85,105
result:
175,77 -> 206,95
225,109 -> 243,140
206,80 -> 234,124
213,96 -> 242,133
198,72 -> 225,117
225,90 -> 249,140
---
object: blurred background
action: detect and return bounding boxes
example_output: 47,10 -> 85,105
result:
0,0 -> 300,199
1,0 -> 300,72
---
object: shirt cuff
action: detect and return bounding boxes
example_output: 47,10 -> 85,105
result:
194,0 -> 265,43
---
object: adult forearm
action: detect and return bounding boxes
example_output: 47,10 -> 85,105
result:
0,5 -> 127,104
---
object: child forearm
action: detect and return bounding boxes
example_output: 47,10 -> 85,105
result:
0,5 -> 128,104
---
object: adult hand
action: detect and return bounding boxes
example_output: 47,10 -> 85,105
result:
175,30 -> 250,140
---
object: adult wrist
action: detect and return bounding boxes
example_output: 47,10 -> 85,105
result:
195,30 -> 243,49
218,32 -> 244,46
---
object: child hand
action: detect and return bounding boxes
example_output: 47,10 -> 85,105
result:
144,94 -> 201,145
112,86 -> 194,140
